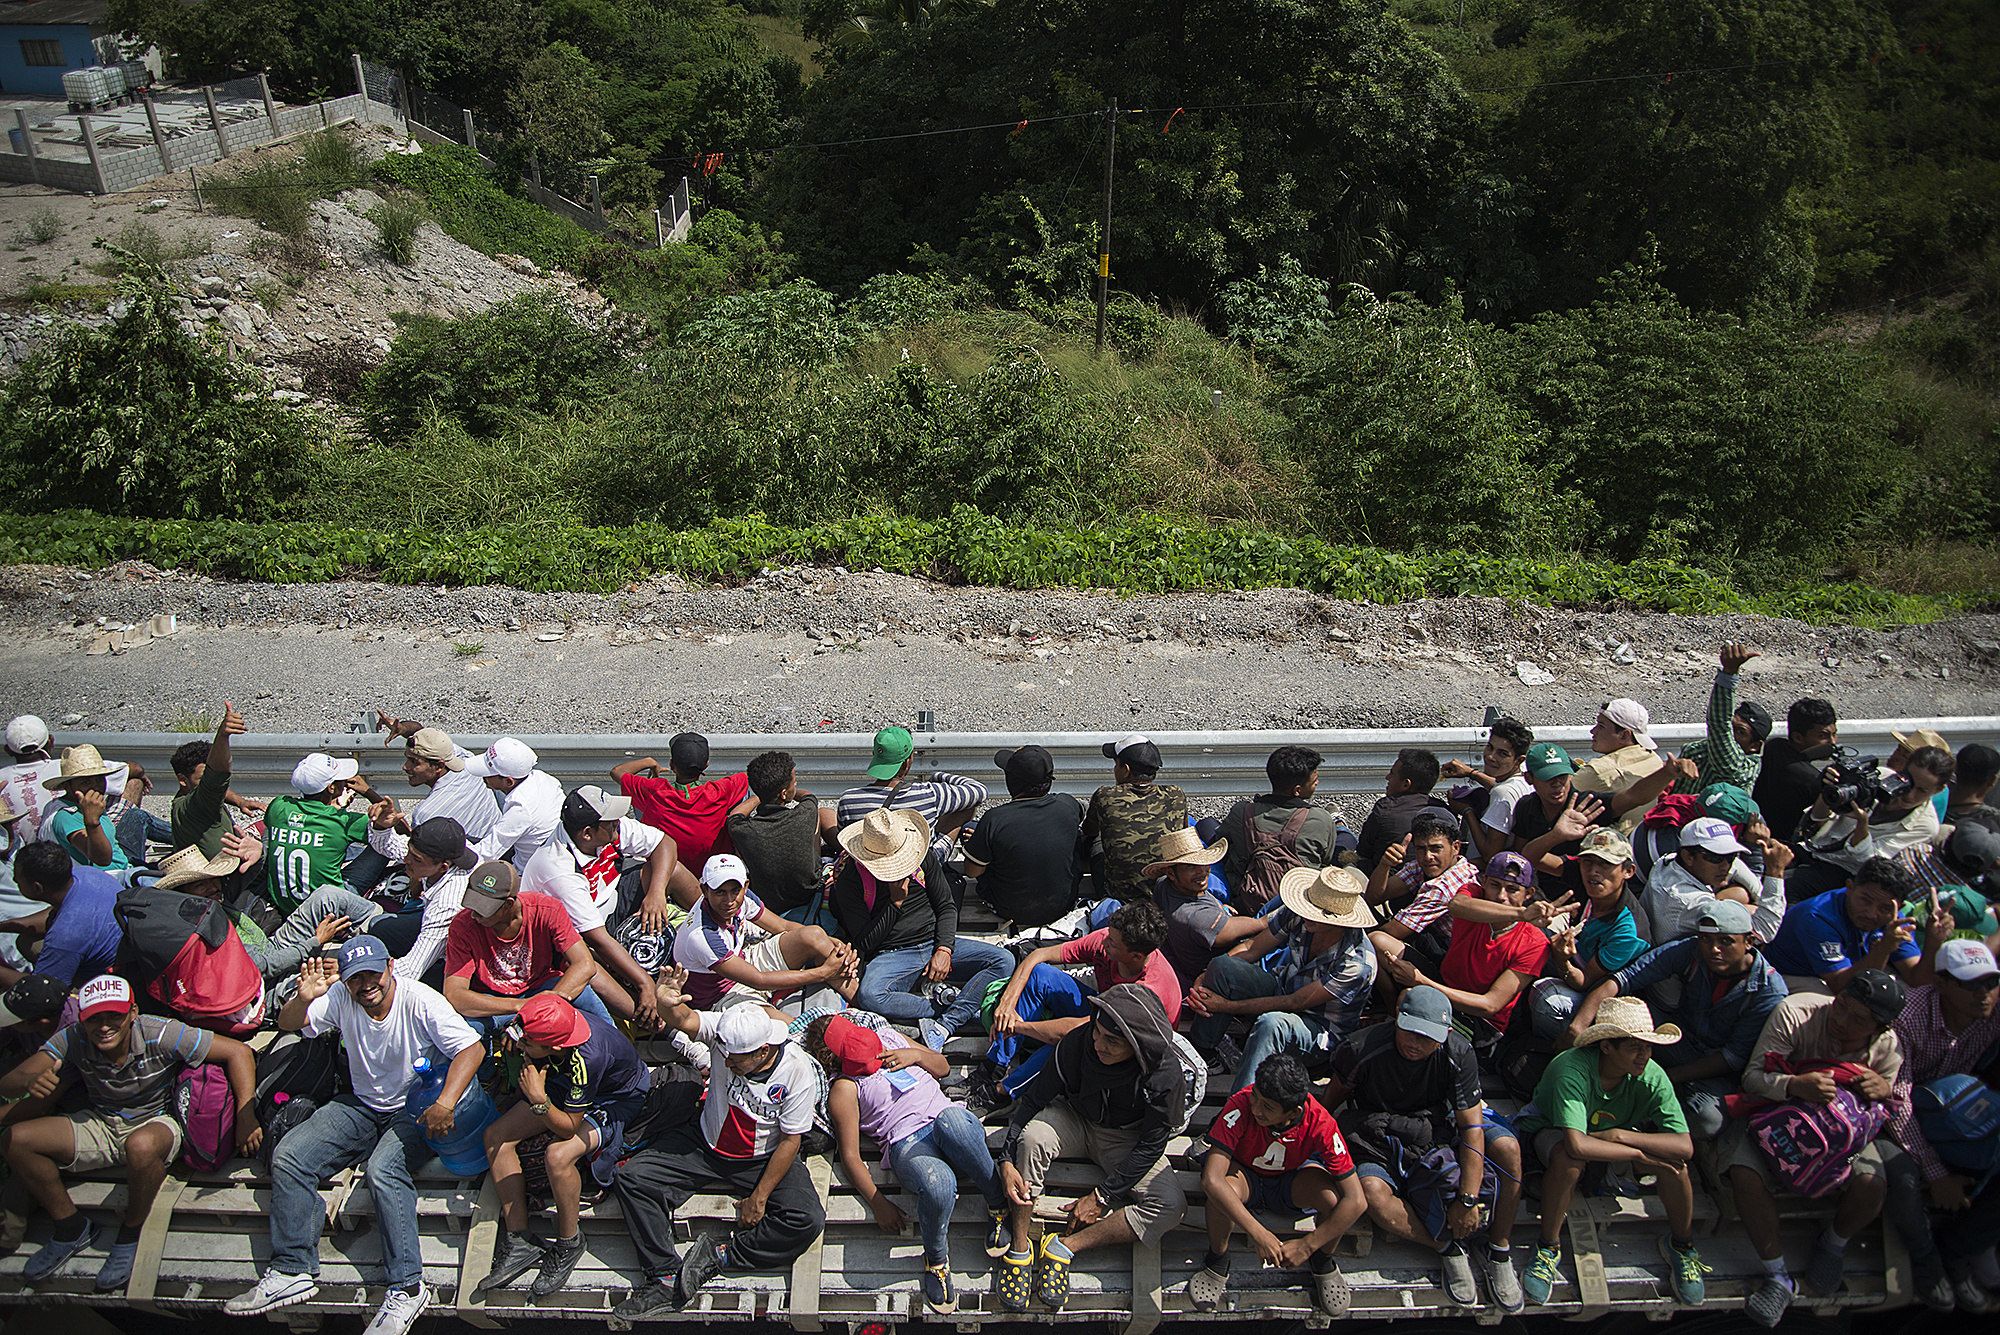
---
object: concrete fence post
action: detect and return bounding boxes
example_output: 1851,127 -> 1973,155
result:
13,109 -> 42,185
202,84 -> 228,157
351,52 -> 368,123
76,111 -> 107,193
461,108 -> 477,154
140,92 -> 170,171
529,152 -> 542,188
589,173 -> 602,220
320,99 -> 330,130
654,208 -> 665,248
258,72 -> 279,140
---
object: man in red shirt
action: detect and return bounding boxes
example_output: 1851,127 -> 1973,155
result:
1384,851 -> 1551,1044
612,734 -> 749,879
1190,1051 -> 1366,1316
443,861 -> 612,1037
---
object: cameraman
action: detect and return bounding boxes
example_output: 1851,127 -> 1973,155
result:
1789,747 -> 1954,902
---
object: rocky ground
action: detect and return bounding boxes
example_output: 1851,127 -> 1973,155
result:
1,562 -> 1996,739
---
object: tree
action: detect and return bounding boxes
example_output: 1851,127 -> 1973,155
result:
507,41 -> 607,189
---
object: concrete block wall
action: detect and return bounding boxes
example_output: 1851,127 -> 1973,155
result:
0,152 -> 101,190
96,143 -> 167,192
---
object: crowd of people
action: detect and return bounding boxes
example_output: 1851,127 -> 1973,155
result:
0,642 -> 1997,1334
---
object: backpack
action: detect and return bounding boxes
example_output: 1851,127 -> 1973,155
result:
253,1031 -> 345,1123
1166,1031 -> 1209,1136
173,1062 -> 238,1172
1238,806 -> 1315,909
1744,1063 -> 1888,1198
114,885 -> 265,1035
1915,1074 -> 2000,1181
258,1093 -> 320,1169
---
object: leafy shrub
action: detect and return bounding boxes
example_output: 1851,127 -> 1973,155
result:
1215,256 -> 1336,347
206,159 -> 315,239
371,141 -> 592,271
17,208 -> 61,245
680,280 -> 847,371
368,194 -> 428,265
296,129 -> 365,192
363,296 -> 623,439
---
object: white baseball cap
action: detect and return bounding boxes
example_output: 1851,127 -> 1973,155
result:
291,752 -> 360,795
1601,698 -> 1656,750
1937,939 -> 2000,983
701,853 -> 749,890
712,1007 -> 788,1055
465,737 -> 537,780
1680,816 -> 1749,857
4,715 -> 50,756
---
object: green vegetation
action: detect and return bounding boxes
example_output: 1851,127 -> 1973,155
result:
17,209 -> 62,246
452,640 -> 485,657
367,194 -> 428,265
205,129 -> 363,239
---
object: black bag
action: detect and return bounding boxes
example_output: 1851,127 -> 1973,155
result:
254,1031 -> 345,1123
259,1094 -> 320,1169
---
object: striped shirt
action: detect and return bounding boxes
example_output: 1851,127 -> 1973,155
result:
45,1015 -> 212,1121
837,774 -> 988,858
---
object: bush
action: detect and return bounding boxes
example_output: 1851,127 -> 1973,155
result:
206,158 -> 315,239
109,219 -> 202,270
371,140 -> 592,271
296,129 -> 365,192
17,208 -> 61,245
368,195 -> 427,265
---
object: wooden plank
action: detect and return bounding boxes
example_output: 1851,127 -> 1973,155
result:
455,1174 -> 504,1328
785,1157 -> 831,1332
123,1175 -> 188,1313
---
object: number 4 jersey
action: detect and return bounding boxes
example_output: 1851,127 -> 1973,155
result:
261,794 -> 370,912
1205,1085 -> 1355,1179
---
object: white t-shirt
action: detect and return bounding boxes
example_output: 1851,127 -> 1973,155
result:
305,974 -> 482,1113
0,759 -> 61,835
521,816 -> 666,934
694,1010 -> 817,1159
672,890 -> 768,1007
1481,774 -> 1533,834
472,769 -> 565,869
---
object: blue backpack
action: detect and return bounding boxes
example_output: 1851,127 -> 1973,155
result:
1915,1074 -> 2000,1180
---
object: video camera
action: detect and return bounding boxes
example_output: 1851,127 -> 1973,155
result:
1822,750 -> 1912,811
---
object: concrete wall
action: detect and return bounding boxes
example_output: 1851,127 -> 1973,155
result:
0,23 -> 96,98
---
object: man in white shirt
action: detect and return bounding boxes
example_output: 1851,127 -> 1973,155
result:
611,966 -> 825,1318
391,818 -> 479,982
671,854 -> 855,1012
467,738 -> 564,869
225,936 -> 485,1335
354,721 -> 499,892
0,716 -> 61,840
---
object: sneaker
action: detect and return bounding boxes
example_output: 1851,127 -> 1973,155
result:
1440,1243 -> 1478,1305
1953,1275 -> 2000,1314
612,1277 -> 683,1320
1659,1236 -> 1708,1306
530,1235 -> 587,1299
1186,1258 -> 1229,1312
1309,1258 -> 1350,1317
678,1233 -> 726,1304
1483,1248 -> 1523,1314
993,1250 -> 1033,1313
477,1231 -> 552,1296
1205,1036 -> 1244,1078
1033,1234 -> 1072,1310
1744,1275 -> 1794,1328
362,1282 -> 431,1335
919,1017 -> 952,1052
964,1075 -> 1014,1123
1800,1243 -> 1844,1299
96,1239 -> 139,1293
22,1223 -> 96,1282
1914,1263 -> 1954,1313
984,1209 -> 1010,1259
225,1269 -> 319,1315
922,1259 -> 956,1314
1521,1244 -> 1564,1306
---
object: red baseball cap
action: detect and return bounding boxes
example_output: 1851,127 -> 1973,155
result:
823,1015 -> 884,1077
517,992 -> 591,1048
77,975 -> 134,1020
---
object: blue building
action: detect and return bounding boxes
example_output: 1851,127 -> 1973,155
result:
0,0 -> 118,98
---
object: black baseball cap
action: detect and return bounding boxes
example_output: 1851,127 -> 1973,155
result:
669,732 -> 710,776
409,817 -> 476,871
993,745 -> 1055,790
1101,734 -> 1164,771
0,973 -> 69,1028
1847,969 -> 1908,1026
1734,700 -> 1775,743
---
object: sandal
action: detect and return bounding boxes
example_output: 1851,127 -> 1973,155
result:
993,1249 -> 1033,1313
1034,1234 -> 1072,1311
1186,1260 -> 1229,1312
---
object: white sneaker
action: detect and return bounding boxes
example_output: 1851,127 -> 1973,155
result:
362,1282 -> 431,1335
225,1270 -> 318,1315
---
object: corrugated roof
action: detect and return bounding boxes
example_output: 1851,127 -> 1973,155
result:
0,0 -> 113,27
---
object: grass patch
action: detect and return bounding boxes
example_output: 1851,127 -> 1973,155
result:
206,129 -> 362,241
16,208 -> 61,246
452,640 -> 485,657
109,219 -> 206,270
743,14 -> 823,80
371,140 -> 594,271
17,281 -> 117,308
368,194 -> 427,265
167,710 -> 216,733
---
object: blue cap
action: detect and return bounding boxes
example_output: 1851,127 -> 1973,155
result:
337,935 -> 392,980
1396,985 -> 1453,1043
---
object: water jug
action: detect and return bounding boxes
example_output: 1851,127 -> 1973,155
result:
405,1057 -> 497,1175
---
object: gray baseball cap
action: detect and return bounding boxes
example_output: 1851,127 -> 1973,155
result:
1396,985 -> 1453,1043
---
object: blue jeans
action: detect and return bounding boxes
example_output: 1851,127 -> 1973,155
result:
253,886 -> 388,981
116,808 -> 171,866
885,1105 -> 1006,1261
1189,953 -> 1329,1092
985,963 -> 1093,1074
857,940 -> 1013,1032
268,1094 -> 434,1288
466,977 -> 615,1039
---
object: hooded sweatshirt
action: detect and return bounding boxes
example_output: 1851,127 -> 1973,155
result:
1003,982 -> 1184,1203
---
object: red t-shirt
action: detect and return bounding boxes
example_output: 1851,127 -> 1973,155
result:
618,771 -> 750,874
1206,1086 -> 1354,1177
1439,919 -> 1549,1030
1058,927 -> 1183,1024
444,892 -> 581,997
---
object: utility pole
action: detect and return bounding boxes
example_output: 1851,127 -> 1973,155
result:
1093,99 -> 1117,356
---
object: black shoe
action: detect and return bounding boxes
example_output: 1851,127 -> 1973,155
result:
612,1277 -> 683,1320
678,1233 -> 726,1303
530,1235 -> 586,1299
476,1231 -> 551,1296
963,1074 -> 1014,1123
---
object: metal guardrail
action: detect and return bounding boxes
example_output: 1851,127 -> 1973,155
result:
70,717 -> 2000,803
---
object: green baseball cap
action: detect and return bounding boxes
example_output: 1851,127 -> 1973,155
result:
1525,741 -> 1575,780
1699,782 -> 1760,828
866,725 -> 915,781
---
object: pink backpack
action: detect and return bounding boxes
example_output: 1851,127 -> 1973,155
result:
1744,1060 -> 1887,1198
173,1062 -> 238,1171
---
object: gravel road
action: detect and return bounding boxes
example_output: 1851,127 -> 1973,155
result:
2,562 -> 1997,738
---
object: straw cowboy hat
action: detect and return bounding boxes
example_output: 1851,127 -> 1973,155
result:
42,744 -> 115,791
1574,995 -> 1681,1048
153,844 -> 241,893
0,793 -> 20,826
838,807 -> 932,881
1276,866 -> 1376,930
1142,826 -> 1228,879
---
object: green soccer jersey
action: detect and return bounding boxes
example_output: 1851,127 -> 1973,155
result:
262,795 -> 369,912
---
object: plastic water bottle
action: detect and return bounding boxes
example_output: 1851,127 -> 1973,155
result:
405,1057 -> 497,1176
